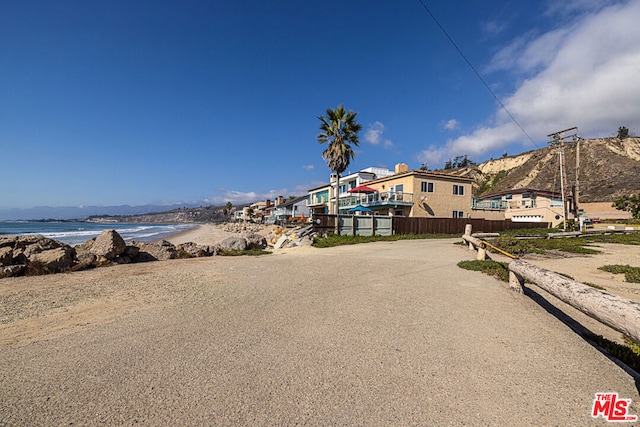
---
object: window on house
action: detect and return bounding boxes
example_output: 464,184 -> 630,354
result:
394,209 -> 404,216
421,181 -> 434,193
453,210 -> 464,218
522,193 -> 531,199
453,185 -> 465,196
505,194 -> 512,200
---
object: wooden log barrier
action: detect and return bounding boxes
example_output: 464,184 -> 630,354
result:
509,259 -> 640,344
461,234 -> 487,260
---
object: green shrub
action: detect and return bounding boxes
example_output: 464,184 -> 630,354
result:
489,236 -> 541,256
584,332 -> 640,372
583,282 -> 606,290
457,260 -> 510,282
598,264 -> 640,283
312,233 -> 457,248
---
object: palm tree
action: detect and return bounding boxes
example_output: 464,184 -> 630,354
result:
317,105 -> 362,234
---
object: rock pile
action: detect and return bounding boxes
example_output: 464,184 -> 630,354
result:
0,235 -> 76,278
222,222 -> 318,249
0,228 -> 267,279
263,225 -> 316,249
0,223 -> 319,279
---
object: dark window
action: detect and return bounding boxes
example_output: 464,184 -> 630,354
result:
421,181 -> 434,193
453,185 -> 465,196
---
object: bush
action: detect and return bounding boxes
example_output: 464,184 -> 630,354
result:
312,233 -> 457,248
457,260 -> 510,282
599,264 -> 640,283
489,236 -> 541,256
584,332 -> 640,372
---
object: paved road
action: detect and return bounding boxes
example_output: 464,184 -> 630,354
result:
1,239 -> 638,425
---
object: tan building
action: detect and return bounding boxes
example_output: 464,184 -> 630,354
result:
309,164 -> 471,218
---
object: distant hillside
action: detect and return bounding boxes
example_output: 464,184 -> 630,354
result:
455,137 -> 640,202
87,205 -> 233,224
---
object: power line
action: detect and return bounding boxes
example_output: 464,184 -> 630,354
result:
416,0 -> 539,149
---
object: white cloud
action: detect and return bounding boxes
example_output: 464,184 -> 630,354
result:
442,119 -> 460,131
480,20 -> 508,37
302,164 -> 314,171
204,184 -> 313,205
364,121 -> 394,148
424,0 -> 640,166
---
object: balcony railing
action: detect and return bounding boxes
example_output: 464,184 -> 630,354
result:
472,199 -> 508,211
338,191 -> 413,209
308,196 -> 329,206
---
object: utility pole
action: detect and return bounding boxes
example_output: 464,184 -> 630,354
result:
547,127 -> 580,230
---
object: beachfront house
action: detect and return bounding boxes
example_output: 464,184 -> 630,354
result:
472,188 -> 568,226
307,166 -> 394,216
274,196 -> 310,223
309,163 -> 473,218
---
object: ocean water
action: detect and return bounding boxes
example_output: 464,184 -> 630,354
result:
0,221 -> 195,246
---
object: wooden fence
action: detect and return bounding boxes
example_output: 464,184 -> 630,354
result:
311,214 -> 545,236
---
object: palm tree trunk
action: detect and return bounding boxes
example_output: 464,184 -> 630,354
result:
335,173 -> 340,235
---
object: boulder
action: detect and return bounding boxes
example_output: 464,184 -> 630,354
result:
90,230 -> 126,260
0,246 -> 13,266
134,240 -> 177,261
218,236 -> 248,251
74,237 -> 95,253
123,245 -> 140,258
30,246 -> 76,273
243,232 -> 267,250
0,265 -> 25,279
176,242 -> 210,258
10,235 -> 67,261
274,235 -> 289,249
0,235 -> 76,277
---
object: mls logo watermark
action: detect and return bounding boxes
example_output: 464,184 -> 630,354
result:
592,393 -> 638,422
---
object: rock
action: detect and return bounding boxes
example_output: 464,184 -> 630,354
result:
74,238 -> 95,254
176,242 -> 210,257
218,236 -> 248,251
30,247 -> 76,273
291,235 -> 313,247
0,265 -> 25,279
0,235 -> 76,277
244,232 -> 267,250
90,230 -> 126,260
0,247 -> 13,266
134,240 -> 177,261
124,245 -> 140,258
274,235 -> 289,249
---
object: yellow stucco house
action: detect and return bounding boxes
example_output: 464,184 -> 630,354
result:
309,164 -> 474,218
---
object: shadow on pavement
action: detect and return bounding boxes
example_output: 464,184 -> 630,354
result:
524,286 -> 640,395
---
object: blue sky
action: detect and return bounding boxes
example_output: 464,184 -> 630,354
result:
2,0 -> 639,210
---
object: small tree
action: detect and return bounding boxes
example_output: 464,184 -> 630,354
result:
612,194 -> 640,219
223,201 -> 233,217
420,162 -> 429,171
618,126 -> 630,139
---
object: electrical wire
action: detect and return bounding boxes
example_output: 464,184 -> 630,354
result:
416,0 -> 539,149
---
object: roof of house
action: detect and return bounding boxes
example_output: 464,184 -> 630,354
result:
363,169 -> 474,186
278,195 -> 308,208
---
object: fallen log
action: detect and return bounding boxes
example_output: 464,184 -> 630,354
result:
509,259 -> 640,344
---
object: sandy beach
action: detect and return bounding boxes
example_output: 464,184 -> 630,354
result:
162,223 -> 237,246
